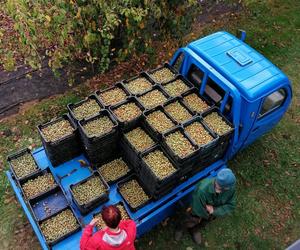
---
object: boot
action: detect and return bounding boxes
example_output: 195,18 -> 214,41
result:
174,229 -> 183,241
190,227 -> 202,245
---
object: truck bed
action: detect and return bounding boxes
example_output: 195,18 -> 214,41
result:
7,147 -> 226,250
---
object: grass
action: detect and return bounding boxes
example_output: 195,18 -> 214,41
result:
0,0 -> 300,249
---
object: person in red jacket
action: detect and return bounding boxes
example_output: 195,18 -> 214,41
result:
80,205 -> 136,250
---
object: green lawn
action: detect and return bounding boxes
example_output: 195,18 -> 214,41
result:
0,0 -> 299,249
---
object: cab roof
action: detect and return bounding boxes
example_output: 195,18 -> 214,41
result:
188,31 -> 289,100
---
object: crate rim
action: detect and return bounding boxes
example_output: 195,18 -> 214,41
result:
37,114 -> 77,146
37,205 -> 82,247
95,82 -> 131,108
19,167 -> 59,201
140,144 -> 180,184
70,171 -> 110,213
78,109 -> 118,141
147,62 -> 179,84
122,72 -> 156,96
202,106 -> 235,137
67,94 -> 103,122
117,173 -> 152,212
161,126 -> 199,162
7,147 -> 41,182
182,115 -> 220,147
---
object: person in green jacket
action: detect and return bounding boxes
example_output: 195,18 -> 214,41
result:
175,168 -> 236,245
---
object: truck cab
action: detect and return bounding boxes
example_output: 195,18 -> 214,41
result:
170,31 -> 292,159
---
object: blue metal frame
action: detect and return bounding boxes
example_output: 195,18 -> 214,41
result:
7,147 -> 226,250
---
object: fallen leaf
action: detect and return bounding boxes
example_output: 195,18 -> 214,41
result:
78,159 -> 88,167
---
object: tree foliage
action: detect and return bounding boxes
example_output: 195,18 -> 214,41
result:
4,0 -> 199,72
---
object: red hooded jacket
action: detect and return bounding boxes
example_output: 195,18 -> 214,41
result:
80,220 -> 136,250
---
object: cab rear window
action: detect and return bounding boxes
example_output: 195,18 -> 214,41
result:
187,64 -> 204,88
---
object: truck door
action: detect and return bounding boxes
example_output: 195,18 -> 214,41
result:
243,86 -> 291,147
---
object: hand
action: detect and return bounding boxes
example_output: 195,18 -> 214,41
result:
186,207 -> 192,213
89,218 -> 99,227
206,205 -> 214,214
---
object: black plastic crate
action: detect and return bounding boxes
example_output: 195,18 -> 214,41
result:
37,205 -> 81,247
138,145 -> 180,195
83,141 -> 119,166
148,63 -> 178,84
93,201 -> 131,230
181,87 -> 213,115
161,126 -> 199,169
120,120 -> 157,170
142,105 -> 178,141
182,116 -> 219,156
70,171 -> 109,215
136,84 -> 170,110
96,82 -> 130,108
95,153 -> 134,185
28,185 -> 69,222
109,96 -> 144,131
122,72 -> 155,96
37,114 -> 82,167
67,94 -> 103,122
202,107 -> 235,144
161,75 -> 194,98
163,96 -> 195,125
7,148 -> 40,182
78,109 -> 119,149
19,167 -> 58,200
117,174 -> 152,212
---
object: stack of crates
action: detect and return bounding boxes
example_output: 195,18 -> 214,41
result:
34,62 -> 234,204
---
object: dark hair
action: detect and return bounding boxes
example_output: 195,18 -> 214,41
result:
101,205 -> 121,229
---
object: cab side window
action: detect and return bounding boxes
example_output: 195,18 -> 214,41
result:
259,88 -> 286,118
187,64 -> 204,88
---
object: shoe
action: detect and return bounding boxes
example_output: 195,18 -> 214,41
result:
174,230 -> 183,241
190,228 -> 202,245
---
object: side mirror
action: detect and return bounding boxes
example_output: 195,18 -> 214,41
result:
237,29 -> 247,42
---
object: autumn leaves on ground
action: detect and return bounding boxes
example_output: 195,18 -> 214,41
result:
0,1 -> 299,249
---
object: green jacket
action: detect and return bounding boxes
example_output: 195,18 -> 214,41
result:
191,177 -> 236,219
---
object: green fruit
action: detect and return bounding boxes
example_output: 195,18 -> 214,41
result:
143,150 -> 176,179
83,116 -> 114,137
10,153 -> 38,179
119,180 -> 149,209
41,119 -> 74,142
125,77 -> 152,95
166,131 -> 195,158
113,102 -> 142,122
125,127 -> 155,152
22,173 -> 56,199
99,87 -> 127,106
98,158 -> 130,182
185,122 -> 213,145
72,99 -> 101,120
163,79 -> 189,97
204,112 -> 232,135
72,176 -> 106,205
150,67 -> 176,83
183,93 -> 209,113
146,110 -> 174,133
138,89 -> 167,109
40,209 -> 78,242
165,101 -> 192,123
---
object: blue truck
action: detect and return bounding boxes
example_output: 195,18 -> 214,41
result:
6,31 -> 292,249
